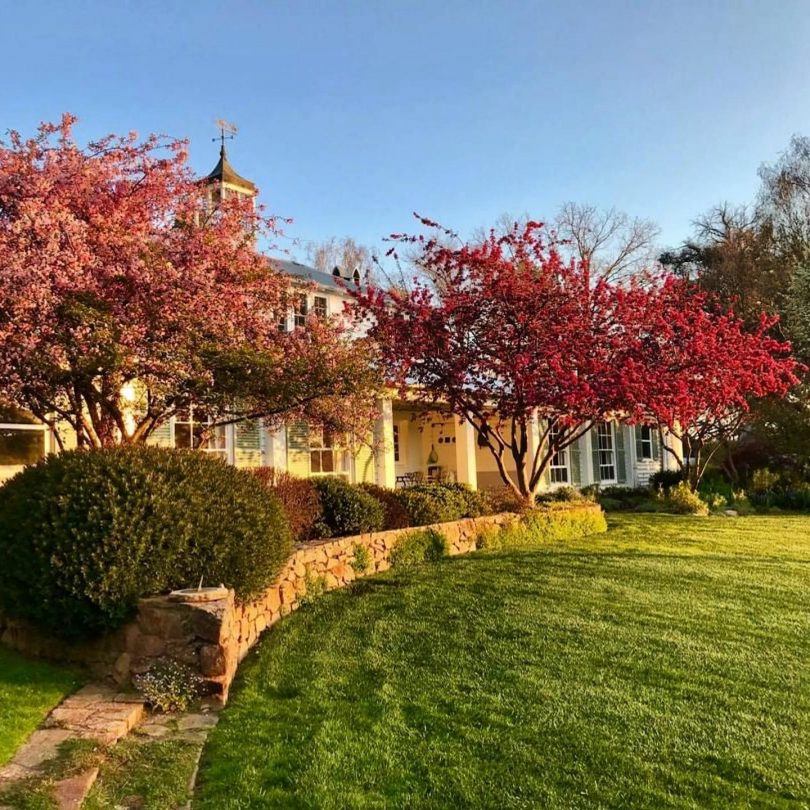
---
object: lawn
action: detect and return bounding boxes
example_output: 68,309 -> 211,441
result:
196,514 -> 810,809
0,647 -> 83,766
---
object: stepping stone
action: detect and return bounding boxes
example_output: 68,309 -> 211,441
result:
177,714 -> 219,731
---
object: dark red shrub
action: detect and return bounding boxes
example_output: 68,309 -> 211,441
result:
359,483 -> 411,530
252,469 -> 323,542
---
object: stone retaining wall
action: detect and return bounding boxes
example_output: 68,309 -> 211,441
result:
0,505 -> 604,702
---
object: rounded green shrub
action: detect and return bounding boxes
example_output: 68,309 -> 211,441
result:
311,477 -> 384,537
0,447 -> 292,640
395,483 -> 472,526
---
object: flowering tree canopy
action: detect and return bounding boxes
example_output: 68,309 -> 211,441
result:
0,115 -> 380,447
635,279 -> 802,488
351,217 -> 801,501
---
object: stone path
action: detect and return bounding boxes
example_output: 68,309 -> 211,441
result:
0,683 -> 145,809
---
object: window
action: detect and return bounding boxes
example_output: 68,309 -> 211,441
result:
393,425 -> 400,463
597,422 -> 616,482
309,426 -> 349,476
0,404 -> 46,466
639,425 -> 654,460
313,296 -> 328,319
549,423 -> 569,484
293,294 -> 308,328
174,407 -> 228,460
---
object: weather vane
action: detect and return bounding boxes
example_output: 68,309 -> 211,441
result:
213,119 -> 238,150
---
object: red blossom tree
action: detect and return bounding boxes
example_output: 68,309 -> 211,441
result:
0,115 -> 380,447
635,279 -> 802,489
351,217 -> 801,503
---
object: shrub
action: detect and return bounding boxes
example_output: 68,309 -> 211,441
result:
487,487 -> 528,514
358,483 -> 411,530
351,542 -> 372,573
395,484 -> 469,526
662,482 -> 709,516
0,447 -> 292,640
750,467 -> 781,493
299,569 -> 327,607
435,481 -> 492,516
650,469 -> 684,493
390,529 -> 448,567
311,477 -> 384,537
252,469 -> 323,542
133,658 -> 205,712
476,503 -> 607,550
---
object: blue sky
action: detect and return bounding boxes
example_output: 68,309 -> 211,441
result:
2,0 -> 809,260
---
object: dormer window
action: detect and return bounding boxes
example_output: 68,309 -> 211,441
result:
332,267 -> 341,278
353,268 -> 361,284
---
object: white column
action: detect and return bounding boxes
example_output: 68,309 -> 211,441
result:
373,398 -> 396,488
455,418 -> 478,489
263,424 -> 288,472
580,430 -> 595,487
526,411 -> 543,490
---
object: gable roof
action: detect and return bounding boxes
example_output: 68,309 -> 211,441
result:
269,258 -> 362,294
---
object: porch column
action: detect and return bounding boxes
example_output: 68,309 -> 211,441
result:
526,411 -> 543,490
454,418 -> 478,489
374,398 -> 396,488
263,424 -> 288,472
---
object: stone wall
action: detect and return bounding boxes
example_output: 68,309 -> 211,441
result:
0,505 -> 604,702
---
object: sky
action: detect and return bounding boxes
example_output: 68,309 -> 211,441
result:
2,0 -> 810,262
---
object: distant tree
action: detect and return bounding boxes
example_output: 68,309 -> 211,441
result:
554,202 -> 660,282
659,204 -> 787,328
0,115 -> 381,448
306,236 -> 375,280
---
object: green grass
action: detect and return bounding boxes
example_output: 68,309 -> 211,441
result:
0,647 -> 83,767
84,736 -> 200,810
196,514 -> 810,809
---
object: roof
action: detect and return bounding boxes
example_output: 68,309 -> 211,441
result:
204,145 -> 257,193
269,258 -> 363,294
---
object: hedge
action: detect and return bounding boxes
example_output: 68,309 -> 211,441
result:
395,482 -> 487,526
252,469 -> 323,542
476,503 -> 607,550
311,477 -> 384,537
0,447 -> 292,640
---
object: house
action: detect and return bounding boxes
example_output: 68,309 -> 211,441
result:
0,145 -> 683,490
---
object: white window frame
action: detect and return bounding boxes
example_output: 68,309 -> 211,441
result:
308,426 -> 350,478
313,295 -> 328,319
293,294 -> 308,329
549,423 -> 569,485
597,422 -> 616,483
639,425 -> 654,460
172,407 -> 231,462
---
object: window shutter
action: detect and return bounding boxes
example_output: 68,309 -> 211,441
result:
635,426 -> 644,461
570,436 -> 581,486
286,422 -> 310,477
148,421 -> 172,448
652,429 -> 661,461
235,419 -> 262,468
591,428 -> 601,484
615,425 -> 627,484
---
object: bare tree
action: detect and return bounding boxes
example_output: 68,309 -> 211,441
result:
554,202 -> 661,282
305,236 -> 375,281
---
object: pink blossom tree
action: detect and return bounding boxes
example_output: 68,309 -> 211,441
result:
0,115 -> 380,447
